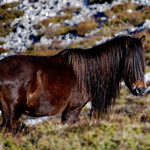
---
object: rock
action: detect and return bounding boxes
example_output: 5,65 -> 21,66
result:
40,36 -> 52,45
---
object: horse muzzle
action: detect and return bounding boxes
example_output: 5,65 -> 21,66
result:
132,86 -> 147,96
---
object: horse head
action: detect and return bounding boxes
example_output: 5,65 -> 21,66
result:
123,35 -> 147,96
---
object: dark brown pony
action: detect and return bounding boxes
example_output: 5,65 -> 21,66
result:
0,35 -> 147,134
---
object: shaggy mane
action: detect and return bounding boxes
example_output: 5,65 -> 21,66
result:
60,35 -> 145,117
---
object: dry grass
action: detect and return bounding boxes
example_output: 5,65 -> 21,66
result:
0,47 -> 10,54
0,2 -> 24,37
1,87 -> 150,150
23,44 -> 61,56
76,19 -> 98,36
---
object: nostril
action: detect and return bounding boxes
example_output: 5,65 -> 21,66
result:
136,87 -> 146,95
132,87 -> 147,96
136,88 -> 142,94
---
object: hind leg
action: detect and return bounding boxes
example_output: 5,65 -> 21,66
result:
62,89 -> 89,124
61,106 -> 82,124
1,87 -> 27,135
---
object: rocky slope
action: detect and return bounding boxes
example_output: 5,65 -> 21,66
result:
0,0 -> 150,60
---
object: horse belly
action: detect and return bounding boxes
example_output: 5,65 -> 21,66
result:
25,64 -> 76,117
25,88 -> 70,117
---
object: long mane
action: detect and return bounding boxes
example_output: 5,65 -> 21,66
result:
60,35 -> 145,117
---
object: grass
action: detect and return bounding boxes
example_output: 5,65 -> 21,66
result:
104,3 -> 150,28
0,87 -> 150,150
76,20 -> 98,37
88,0 -> 114,4
0,47 -> 10,54
35,14 -> 73,28
0,41 -> 6,45
45,25 -> 75,39
1,2 -> 150,149
23,44 -> 61,56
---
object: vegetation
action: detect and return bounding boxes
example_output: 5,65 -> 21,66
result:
34,14 -> 73,29
0,41 -> 5,45
104,2 -> 150,28
76,20 -> 98,36
1,87 -> 150,149
45,26 -> 75,39
1,1 -> 150,149
31,2 -> 150,53
0,47 -> 9,54
88,0 -> 114,4
0,2 -> 24,37
23,44 -> 61,56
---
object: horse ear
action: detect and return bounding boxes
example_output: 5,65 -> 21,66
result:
140,35 -> 145,43
125,36 -> 130,48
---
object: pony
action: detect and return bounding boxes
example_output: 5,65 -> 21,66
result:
0,35 -> 147,134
